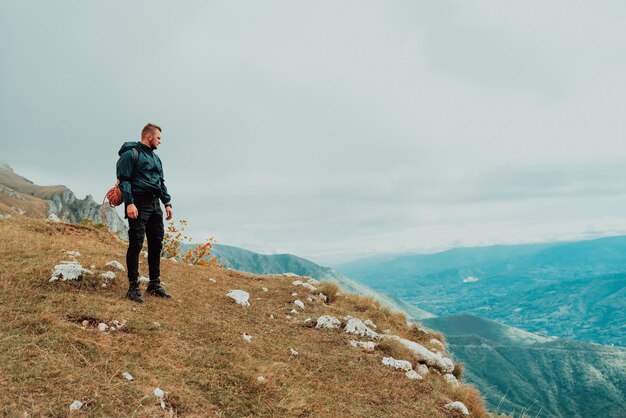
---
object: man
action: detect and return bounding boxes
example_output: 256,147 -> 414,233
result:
116,123 -> 173,303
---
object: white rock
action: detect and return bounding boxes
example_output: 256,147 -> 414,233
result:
64,251 -> 81,258
226,290 -> 250,307
122,372 -> 134,381
99,271 -> 116,280
301,282 -> 317,291
49,263 -> 93,282
294,299 -> 305,309
169,257 -> 178,263
382,356 -> 413,372
319,293 -> 328,303
290,309 -> 298,314
406,370 -> 423,380
417,364 -> 429,376
257,375 -> 266,383
139,275 -> 149,283
364,319 -> 377,329
69,400 -> 83,411
385,336 -> 454,373
290,348 -> 299,356
445,401 -> 470,415
430,338 -> 445,349
242,333 -> 252,343
315,315 -> 341,329
303,318 -> 312,324
153,322 -> 161,328
209,278 -> 217,283
90,265 -> 96,269
81,320 -> 89,328
97,323 -> 108,332
142,251 -> 149,258
292,280 -> 317,292
307,297 -> 315,302
270,314 -> 275,320
100,283 -> 107,288
344,317 -> 380,340
444,373 -> 460,386
105,261 -> 125,271
283,272 -> 299,277
308,278 -> 320,285
286,315 -> 293,319
261,287 -> 269,292
154,387 -> 166,409
291,292 -> 298,297
349,340 -> 376,351
46,214 -> 60,222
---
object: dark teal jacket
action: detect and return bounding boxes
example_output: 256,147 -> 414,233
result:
116,142 -> 171,206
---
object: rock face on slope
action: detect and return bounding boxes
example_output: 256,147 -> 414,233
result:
47,188 -> 128,239
0,163 -> 127,239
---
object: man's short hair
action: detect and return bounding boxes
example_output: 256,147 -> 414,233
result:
141,123 -> 162,138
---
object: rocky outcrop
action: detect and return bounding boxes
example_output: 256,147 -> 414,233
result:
47,189 -> 128,240
0,163 -> 128,239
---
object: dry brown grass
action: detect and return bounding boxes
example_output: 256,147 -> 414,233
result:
407,322 -> 447,347
317,281 -> 339,304
375,337 -> 416,362
453,362 -> 465,379
0,215 -> 490,417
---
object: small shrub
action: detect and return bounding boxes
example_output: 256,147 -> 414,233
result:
317,281 -> 340,304
452,362 -> 464,379
162,219 -> 225,268
353,295 -> 379,311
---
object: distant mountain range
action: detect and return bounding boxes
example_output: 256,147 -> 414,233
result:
422,315 -> 626,418
335,237 -> 626,347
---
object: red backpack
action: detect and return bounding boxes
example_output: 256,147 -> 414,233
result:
101,148 -> 139,231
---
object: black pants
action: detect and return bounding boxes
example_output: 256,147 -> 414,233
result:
126,195 -> 164,286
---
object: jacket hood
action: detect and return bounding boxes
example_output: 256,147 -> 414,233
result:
118,141 -> 140,156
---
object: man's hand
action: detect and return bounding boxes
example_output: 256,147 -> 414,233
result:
127,204 -> 138,219
165,206 -> 173,220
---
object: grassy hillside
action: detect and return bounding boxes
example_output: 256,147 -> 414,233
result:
0,215 -> 488,417
423,315 -> 626,418
203,243 -> 435,321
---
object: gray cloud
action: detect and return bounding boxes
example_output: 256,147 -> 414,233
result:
2,1 -> 626,264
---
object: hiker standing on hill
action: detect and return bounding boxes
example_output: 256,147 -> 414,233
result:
116,123 -> 173,303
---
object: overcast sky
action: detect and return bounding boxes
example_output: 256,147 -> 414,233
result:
2,1 -> 626,265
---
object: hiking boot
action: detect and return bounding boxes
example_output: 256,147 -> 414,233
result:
126,285 -> 144,303
146,284 -> 172,298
